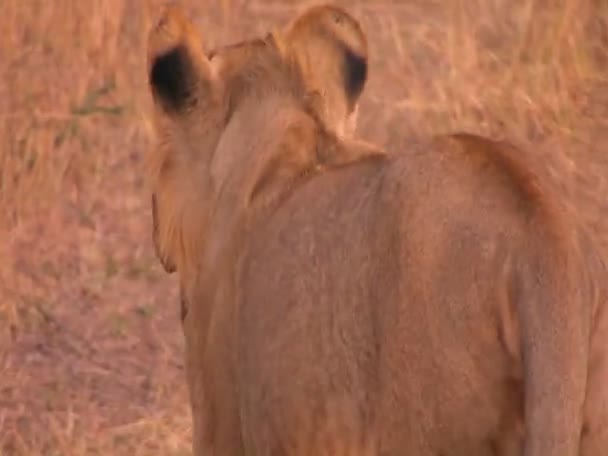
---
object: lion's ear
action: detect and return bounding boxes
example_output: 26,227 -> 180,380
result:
278,5 -> 369,131
147,4 -> 214,114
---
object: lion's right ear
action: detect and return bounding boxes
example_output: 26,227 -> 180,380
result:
147,5 -> 213,114
276,5 -> 369,133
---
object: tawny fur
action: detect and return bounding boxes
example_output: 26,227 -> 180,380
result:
145,4 -> 608,456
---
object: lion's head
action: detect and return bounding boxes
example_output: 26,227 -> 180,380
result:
147,3 -> 382,279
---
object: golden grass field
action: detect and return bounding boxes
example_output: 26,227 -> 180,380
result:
0,0 -> 607,454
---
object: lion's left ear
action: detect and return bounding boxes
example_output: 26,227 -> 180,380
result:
148,4 -> 215,115
275,5 -> 369,134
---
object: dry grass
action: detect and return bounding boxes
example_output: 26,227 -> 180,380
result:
0,0 -> 606,454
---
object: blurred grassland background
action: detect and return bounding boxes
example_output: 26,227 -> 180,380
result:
0,0 -> 607,454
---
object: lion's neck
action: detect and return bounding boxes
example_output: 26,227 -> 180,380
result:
210,95 -> 320,222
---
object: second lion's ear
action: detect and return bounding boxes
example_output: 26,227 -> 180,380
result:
277,5 -> 369,133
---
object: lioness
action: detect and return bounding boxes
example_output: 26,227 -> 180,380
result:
146,4 -> 608,456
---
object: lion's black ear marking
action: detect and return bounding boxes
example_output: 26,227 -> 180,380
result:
150,46 -> 196,112
180,292 -> 188,322
342,46 -> 367,109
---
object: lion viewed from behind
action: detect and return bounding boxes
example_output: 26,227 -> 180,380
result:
146,4 -> 608,456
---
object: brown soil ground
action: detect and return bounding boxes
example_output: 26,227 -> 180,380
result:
1,0 -> 607,454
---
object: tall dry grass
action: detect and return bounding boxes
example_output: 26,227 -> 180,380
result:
0,0 -> 606,454
0,0 -> 605,227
